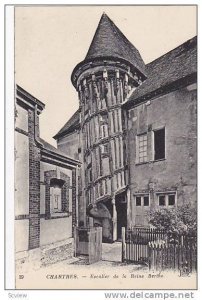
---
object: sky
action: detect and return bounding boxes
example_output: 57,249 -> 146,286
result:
15,5 -> 197,146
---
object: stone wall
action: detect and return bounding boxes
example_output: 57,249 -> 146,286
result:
15,238 -> 74,273
57,131 -> 79,160
127,84 -> 197,226
41,238 -> 74,266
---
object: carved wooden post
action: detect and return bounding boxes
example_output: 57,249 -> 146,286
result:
122,227 -> 126,262
112,197 -> 117,241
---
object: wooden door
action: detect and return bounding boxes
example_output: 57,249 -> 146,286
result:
88,227 -> 102,264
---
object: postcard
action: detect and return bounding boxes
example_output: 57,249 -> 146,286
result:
9,5 -> 198,290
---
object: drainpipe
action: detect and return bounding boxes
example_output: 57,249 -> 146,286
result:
75,165 -> 79,227
34,104 -> 43,148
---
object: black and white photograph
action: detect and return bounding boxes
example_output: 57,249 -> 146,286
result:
6,4 -> 198,291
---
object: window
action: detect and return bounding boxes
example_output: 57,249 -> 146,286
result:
112,111 -> 116,133
99,181 -> 104,197
100,143 -> 109,155
135,195 -> 149,206
100,114 -> 108,138
168,194 -> 175,206
136,197 -> 141,206
100,114 -> 108,123
154,128 -> 165,160
50,179 -> 64,214
158,193 -> 176,207
51,187 -> 62,212
103,180 -> 107,195
45,173 -> 70,219
137,134 -> 147,163
144,196 -> 149,206
101,98 -> 106,109
86,167 -> 92,183
159,195 -> 166,206
50,178 -> 65,214
100,124 -> 108,138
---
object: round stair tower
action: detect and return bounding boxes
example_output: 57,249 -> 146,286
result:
71,13 -> 146,241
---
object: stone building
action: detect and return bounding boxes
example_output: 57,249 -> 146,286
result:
54,13 -> 197,242
15,85 -> 80,266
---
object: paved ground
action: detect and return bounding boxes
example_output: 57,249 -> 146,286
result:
15,242 -> 197,289
102,242 -> 122,262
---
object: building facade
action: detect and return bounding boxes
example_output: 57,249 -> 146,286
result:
54,14 -> 197,242
15,85 -> 80,267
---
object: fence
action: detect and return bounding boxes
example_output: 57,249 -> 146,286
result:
74,226 -> 102,264
122,227 -> 197,273
148,242 -> 197,274
123,227 -> 167,264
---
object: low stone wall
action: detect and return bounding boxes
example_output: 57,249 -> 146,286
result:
41,238 -> 74,266
15,238 -> 74,273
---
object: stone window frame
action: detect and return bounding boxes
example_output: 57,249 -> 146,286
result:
135,194 -> 150,207
156,192 -> 177,207
44,170 -> 71,219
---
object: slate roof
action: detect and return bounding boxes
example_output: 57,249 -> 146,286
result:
53,109 -> 80,139
77,13 -> 146,76
123,36 -> 197,108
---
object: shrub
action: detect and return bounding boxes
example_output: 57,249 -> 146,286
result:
148,203 -> 197,235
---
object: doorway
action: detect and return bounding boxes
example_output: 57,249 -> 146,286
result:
102,199 -> 113,243
116,193 -> 127,240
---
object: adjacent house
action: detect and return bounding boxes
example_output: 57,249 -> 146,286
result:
15,85 -> 80,266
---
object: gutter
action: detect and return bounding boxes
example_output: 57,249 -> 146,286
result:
34,104 -> 44,148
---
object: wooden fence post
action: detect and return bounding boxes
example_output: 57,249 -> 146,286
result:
122,227 -> 126,262
74,226 -> 77,257
148,244 -> 151,270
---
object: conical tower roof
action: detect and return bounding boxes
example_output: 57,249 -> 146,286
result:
71,13 -> 146,87
85,13 -> 146,75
